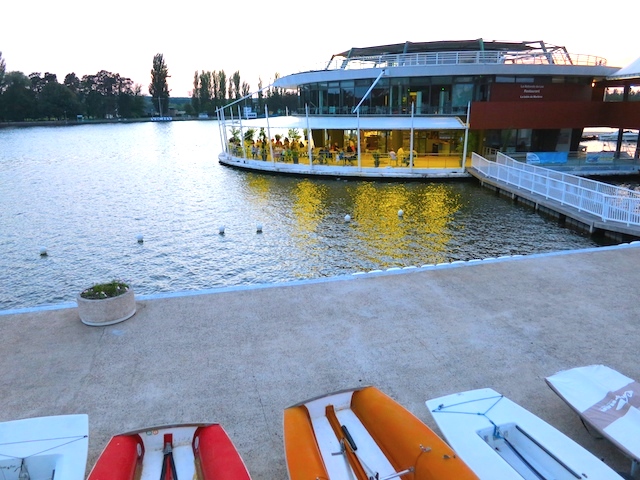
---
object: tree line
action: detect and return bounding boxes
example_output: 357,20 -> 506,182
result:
0,51 -> 299,122
189,70 -> 298,116
0,51 -> 147,122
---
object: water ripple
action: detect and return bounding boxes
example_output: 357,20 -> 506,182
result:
0,122 -> 602,311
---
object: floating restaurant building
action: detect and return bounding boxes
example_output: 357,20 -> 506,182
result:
217,39 -> 640,178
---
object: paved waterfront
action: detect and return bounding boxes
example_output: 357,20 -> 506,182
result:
2,243 -> 640,479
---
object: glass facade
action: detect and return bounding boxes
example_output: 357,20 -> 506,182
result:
298,74 -> 591,117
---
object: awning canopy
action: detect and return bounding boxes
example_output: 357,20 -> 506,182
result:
607,56 -> 640,80
237,115 -> 467,131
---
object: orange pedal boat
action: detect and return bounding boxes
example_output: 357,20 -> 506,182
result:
284,386 -> 478,480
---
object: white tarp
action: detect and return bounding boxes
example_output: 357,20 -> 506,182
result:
546,364 -> 640,462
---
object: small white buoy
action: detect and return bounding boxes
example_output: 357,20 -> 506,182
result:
218,225 -> 225,235
256,223 -> 263,233
344,214 -> 351,223
39,247 -> 48,256
398,209 -> 404,217
136,234 -> 144,243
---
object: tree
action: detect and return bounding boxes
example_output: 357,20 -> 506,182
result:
1,71 -> 36,121
149,53 -> 170,115
216,70 -> 227,105
198,71 -> 213,114
78,70 -> 142,118
80,70 -> 119,118
231,71 -> 241,100
257,77 -> 264,112
190,71 -> 200,114
0,52 -> 5,91
117,81 -> 145,118
63,73 -> 80,95
39,81 -> 82,119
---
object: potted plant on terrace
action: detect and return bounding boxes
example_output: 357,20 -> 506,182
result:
373,150 -> 381,168
77,280 -> 136,326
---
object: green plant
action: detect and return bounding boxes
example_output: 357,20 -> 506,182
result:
288,128 -> 301,143
81,280 -> 129,299
230,127 -> 241,144
244,128 -> 256,143
373,150 -> 381,167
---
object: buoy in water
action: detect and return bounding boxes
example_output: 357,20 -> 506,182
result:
256,223 -> 263,233
39,247 -> 48,256
219,225 -> 225,235
136,234 -> 144,243
344,214 -> 351,222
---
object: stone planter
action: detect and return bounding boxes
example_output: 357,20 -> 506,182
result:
77,288 -> 136,326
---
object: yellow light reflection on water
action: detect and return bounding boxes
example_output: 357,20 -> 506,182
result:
245,174 -> 272,206
242,175 -> 464,269
292,179 -> 329,244
348,182 -> 463,267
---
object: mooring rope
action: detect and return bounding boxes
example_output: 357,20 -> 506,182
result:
0,434 -> 88,460
431,394 -> 504,435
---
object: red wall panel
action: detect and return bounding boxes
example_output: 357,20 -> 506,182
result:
490,83 -> 592,102
469,101 -> 603,129
469,101 -> 640,130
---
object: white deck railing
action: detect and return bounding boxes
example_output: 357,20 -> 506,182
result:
472,152 -> 640,226
325,50 -> 606,71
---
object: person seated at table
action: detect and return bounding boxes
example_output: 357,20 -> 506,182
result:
397,147 -> 406,164
389,149 -> 397,164
319,147 -> 330,163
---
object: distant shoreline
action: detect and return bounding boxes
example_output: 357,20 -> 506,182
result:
0,116 -> 215,129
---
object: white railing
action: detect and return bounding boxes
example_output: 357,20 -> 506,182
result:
472,152 -> 640,226
323,50 -> 606,71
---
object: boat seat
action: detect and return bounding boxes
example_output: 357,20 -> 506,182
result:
88,435 -> 142,480
195,425 -> 251,479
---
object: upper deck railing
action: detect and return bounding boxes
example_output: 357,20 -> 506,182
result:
322,50 -> 607,71
472,152 -> 640,226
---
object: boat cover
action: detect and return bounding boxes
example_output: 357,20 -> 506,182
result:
546,364 -> 640,463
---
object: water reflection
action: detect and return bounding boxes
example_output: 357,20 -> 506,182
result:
292,180 -> 329,242
0,122 -> 603,311
348,183 -> 459,266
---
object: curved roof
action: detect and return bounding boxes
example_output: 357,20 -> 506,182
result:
333,40 -> 562,58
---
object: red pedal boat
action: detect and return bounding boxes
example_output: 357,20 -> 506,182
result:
87,423 -> 251,480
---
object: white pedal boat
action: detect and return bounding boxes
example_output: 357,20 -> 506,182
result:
426,388 -> 623,479
0,413 -> 89,480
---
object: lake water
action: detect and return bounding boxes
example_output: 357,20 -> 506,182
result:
0,121 -> 603,312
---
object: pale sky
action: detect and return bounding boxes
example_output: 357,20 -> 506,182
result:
2,0 -> 638,98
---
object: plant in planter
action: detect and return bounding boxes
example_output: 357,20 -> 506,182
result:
373,150 -> 381,168
77,280 -> 136,326
258,128 -> 268,161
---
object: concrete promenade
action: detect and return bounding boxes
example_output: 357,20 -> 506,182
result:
2,243 -> 640,479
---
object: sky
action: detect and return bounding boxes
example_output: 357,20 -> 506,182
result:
2,0 -> 638,98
